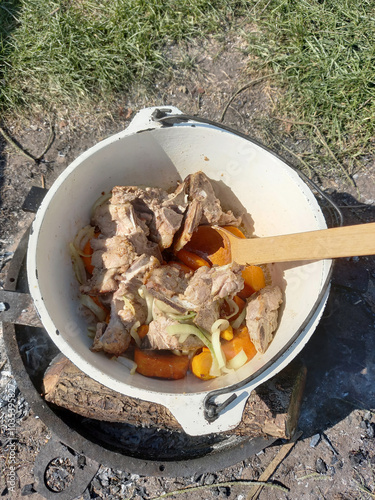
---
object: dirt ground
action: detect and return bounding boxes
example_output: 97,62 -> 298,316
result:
1,35 -> 375,500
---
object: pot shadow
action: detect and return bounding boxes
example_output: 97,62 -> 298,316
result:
284,192 -> 375,438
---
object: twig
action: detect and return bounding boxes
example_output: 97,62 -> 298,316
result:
273,117 -> 355,188
220,74 -> 270,122
0,120 -> 55,163
247,430 -> 302,500
35,122 -> 55,160
0,125 -> 37,162
356,484 -> 375,499
150,480 -> 289,500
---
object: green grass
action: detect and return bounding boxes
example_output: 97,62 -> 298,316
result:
243,0 -> 375,177
0,0 -> 248,114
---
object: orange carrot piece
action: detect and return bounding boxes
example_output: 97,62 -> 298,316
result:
168,260 -> 194,274
138,324 -> 149,339
222,326 -> 257,362
238,265 -> 266,299
82,232 -> 100,275
176,249 -> 211,270
134,348 -> 189,380
191,350 -> 216,380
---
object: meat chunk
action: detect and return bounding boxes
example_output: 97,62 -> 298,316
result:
193,302 -> 220,332
184,263 -> 244,305
174,172 -> 242,251
145,264 -> 194,312
90,235 -> 137,270
245,285 -> 283,354
111,184 -> 187,249
80,267 -> 121,295
91,300 -> 132,356
145,314 -> 204,351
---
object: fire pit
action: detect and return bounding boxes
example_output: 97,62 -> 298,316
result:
1,217 -> 306,498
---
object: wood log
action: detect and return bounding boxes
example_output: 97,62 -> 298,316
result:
43,354 -> 306,439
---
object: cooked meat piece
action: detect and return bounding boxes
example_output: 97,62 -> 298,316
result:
120,254 -> 161,286
91,235 -> 137,270
91,300 -> 132,356
111,185 -> 186,250
111,185 -> 167,207
245,285 -> 283,354
174,171 -> 242,251
149,206 -> 184,249
184,263 -> 244,305
193,301 -> 221,332
80,267 -> 121,295
145,314 -> 204,351
114,254 -> 161,325
145,265 -> 190,299
91,201 -> 116,237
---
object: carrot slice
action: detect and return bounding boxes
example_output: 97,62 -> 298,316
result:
191,349 -> 216,380
168,260 -> 194,274
138,324 -> 149,339
82,232 -> 100,274
134,348 -> 189,380
238,265 -> 266,299
176,249 -> 211,270
222,326 -> 257,362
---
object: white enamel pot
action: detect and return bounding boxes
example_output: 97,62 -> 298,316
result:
27,106 -> 334,436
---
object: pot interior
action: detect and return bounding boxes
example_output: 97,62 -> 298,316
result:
28,122 -> 330,398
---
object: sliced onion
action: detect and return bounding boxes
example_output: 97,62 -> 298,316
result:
90,192 -> 112,218
231,307 -> 247,330
117,356 -> 137,375
87,326 -> 97,339
211,319 -> 230,334
211,325 -> 226,369
70,243 -> 87,284
138,286 -> 154,324
167,311 -> 196,321
123,296 -> 136,315
166,324 -> 213,352
223,297 -> 239,320
80,294 -> 106,321
226,349 -> 248,370
130,321 -> 141,347
209,356 -> 221,378
73,225 -> 95,256
154,299 -> 182,315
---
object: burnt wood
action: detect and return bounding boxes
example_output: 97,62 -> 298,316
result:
43,354 -> 306,439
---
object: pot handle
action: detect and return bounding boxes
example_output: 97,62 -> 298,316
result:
163,385 -> 259,436
123,106 -> 184,135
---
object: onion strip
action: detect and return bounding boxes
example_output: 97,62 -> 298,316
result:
130,321 -> 141,347
73,225 -> 95,256
90,192 -> 112,218
117,356 -> 137,375
80,294 -> 106,321
231,307 -> 247,330
223,298 -> 239,320
70,243 -> 87,284
138,286 -> 154,325
166,324 -> 213,352
226,349 -> 248,370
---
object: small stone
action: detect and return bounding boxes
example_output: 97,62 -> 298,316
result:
310,433 -> 321,447
204,473 -> 217,485
360,420 -> 367,429
366,423 -> 375,439
316,458 -> 327,474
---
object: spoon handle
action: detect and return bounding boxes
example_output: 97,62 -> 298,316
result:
233,222 -> 375,265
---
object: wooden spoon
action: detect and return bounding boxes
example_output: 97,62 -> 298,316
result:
214,223 -> 375,266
